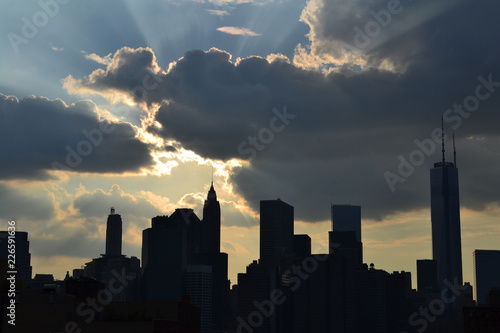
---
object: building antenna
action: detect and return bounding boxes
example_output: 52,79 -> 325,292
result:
211,164 -> 214,185
453,133 -> 457,167
441,116 -> 446,165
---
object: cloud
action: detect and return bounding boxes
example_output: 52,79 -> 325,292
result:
64,47 -> 164,105
0,184 -> 54,222
62,0 -> 500,222
294,0 -> 466,72
82,51 -> 113,65
206,9 -> 231,16
24,183 -> 169,261
49,43 -> 64,52
216,26 -> 261,36
73,184 -> 160,220
0,94 -> 153,180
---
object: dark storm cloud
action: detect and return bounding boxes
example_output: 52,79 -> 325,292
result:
0,184 -> 54,221
65,0 -> 500,221
296,0 -> 463,69
298,0 -> 496,75
0,94 -> 153,180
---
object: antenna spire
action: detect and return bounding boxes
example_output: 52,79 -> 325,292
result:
441,116 -> 446,165
453,133 -> 457,167
211,164 -> 214,186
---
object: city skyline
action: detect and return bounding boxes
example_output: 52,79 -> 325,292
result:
2,182 -> 492,331
1,0 -> 500,299
2,172 -> 498,291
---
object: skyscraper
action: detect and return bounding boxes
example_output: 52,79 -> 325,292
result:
331,204 -> 362,242
417,259 -> 438,293
186,264 -> 213,333
294,234 -> 311,257
473,250 -> 500,305
198,183 -> 229,332
141,183 -> 230,329
0,231 -> 32,282
142,215 -> 188,301
201,182 -> 221,254
260,199 -> 294,266
105,207 -> 122,256
430,131 -> 463,289
83,209 -> 141,300
330,204 -> 363,264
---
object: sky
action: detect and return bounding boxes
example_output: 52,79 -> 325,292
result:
1,0 -> 499,289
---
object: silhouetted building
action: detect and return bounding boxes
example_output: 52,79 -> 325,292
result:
0,231 -> 32,282
260,199 -> 294,267
291,254 -> 330,333
186,264 -> 212,333
490,288 -> 500,307
86,298 -> 201,333
473,249 -> 500,305
65,275 -> 105,303
105,207 -> 122,256
83,209 -> 140,300
8,290 -> 200,333
72,268 -> 84,279
331,204 -> 361,242
29,274 -> 54,290
142,215 -> 187,301
83,254 -> 140,300
417,259 -> 438,293
236,261 -> 278,333
196,184 -> 230,331
8,288 -> 76,333
329,230 -> 363,265
330,204 -> 363,264
355,265 -> 389,333
325,255 -> 358,333
168,209 -> 203,261
236,199 -> 294,332
386,271 -> 413,333
290,255 -> 412,333
294,234 -> 311,257
201,182 -> 221,254
193,252 -> 229,332
463,306 -> 500,333
142,184 -> 230,330
290,253 -> 357,333
430,138 -> 463,290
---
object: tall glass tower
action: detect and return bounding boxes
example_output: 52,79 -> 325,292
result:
430,131 -> 462,289
259,199 -> 294,266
